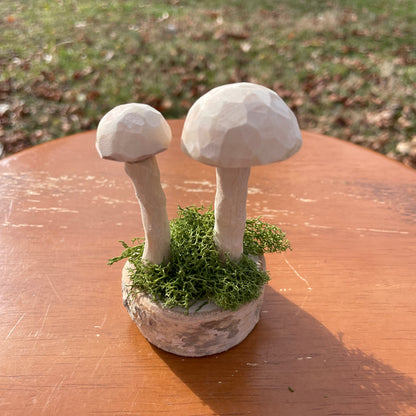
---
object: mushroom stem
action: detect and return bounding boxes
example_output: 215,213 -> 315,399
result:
124,156 -> 170,265
214,166 -> 250,261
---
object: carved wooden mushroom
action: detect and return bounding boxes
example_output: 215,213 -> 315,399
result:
96,103 -> 172,265
181,82 -> 302,261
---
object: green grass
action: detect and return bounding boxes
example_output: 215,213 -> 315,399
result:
1,0 -> 415,166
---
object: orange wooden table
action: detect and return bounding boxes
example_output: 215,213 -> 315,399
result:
1,120 -> 416,415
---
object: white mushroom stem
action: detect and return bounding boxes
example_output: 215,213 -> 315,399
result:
124,156 -> 170,265
214,167 -> 250,261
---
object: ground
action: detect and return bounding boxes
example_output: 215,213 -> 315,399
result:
1,0 -> 415,167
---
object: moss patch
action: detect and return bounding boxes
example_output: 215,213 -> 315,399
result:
109,206 -> 291,311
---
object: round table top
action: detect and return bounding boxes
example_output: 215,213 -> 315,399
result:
1,120 -> 415,415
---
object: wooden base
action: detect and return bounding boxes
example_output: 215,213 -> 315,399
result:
121,259 -> 265,357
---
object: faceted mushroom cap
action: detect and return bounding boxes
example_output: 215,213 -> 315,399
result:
96,103 -> 172,162
181,83 -> 302,168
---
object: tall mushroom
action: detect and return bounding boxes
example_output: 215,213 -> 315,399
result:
181,82 -> 302,261
96,103 -> 172,265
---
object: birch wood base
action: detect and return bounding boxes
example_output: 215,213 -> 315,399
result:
121,259 -> 265,357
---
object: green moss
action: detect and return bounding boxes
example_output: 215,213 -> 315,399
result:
109,206 -> 291,311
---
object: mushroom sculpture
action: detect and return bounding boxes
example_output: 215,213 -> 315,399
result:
96,103 -> 172,265
181,82 -> 302,261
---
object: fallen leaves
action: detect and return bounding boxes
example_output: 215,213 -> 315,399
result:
6,15 -> 16,23
0,1 -> 415,168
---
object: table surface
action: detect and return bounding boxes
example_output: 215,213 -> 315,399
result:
1,120 -> 415,416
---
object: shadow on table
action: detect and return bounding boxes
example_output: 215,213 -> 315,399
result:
153,286 -> 416,415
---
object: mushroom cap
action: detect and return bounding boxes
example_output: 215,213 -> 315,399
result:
96,103 -> 172,162
181,83 -> 302,168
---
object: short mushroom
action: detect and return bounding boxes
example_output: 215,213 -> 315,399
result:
96,103 -> 172,265
181,82 -> 302,261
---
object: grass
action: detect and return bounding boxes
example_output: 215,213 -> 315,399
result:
1,0 -> 415,167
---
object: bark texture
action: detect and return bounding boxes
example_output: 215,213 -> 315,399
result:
122,258 -> 265,357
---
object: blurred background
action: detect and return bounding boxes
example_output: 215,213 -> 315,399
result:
1,0 -> 415,167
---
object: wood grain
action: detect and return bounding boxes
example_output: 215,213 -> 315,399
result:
1,120 -> 415,415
